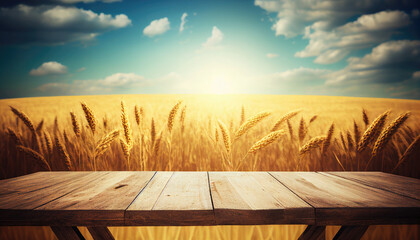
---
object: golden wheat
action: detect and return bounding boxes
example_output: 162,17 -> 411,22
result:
218,120 -> 231,154
55,137 -> 71,170
248,130 -> 285,153
240,105 -> 245,125
121,101 -> 132,146
357,110 -> 390,153
81,102 -> 97,135
36,119 -> 44,134
150,118 -> 156,145
10,106 -> 36,135
309,115 -> 318,123
135,105 -> 141,126
120,139 -> 131,161
95,129 -> 120,158
322,122 -> 334,155
354,120 -> 361,145
235,111 -> 271,139
167,101 -> 182,132
271,109 -> 301,131
287,120 -> 293,140
372,112 -> 410,158
16,145 -> 51,171
44,132 -> 53,156
362,108 -> 369,126
298,117 -> 307,143
299,136 -> 327,155
70,112 -> 81,137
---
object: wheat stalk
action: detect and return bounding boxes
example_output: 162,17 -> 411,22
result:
235,111 -> 271,139
10,106 -> 36,135
287,119 -> 293,140
16,145 -> 51,171
81,102 -> 96,135
362,108 -> 369,126
322,122 -> 335,154
392,135 -> 420,172
298,117 -> 307,143
271,109 -> 301,131
55,137 -> 72,170
152,132 -> 162,157
299,136 -> 327,155
121,101 -> 132,146
180,106 -> 186,132
95,129 -> 120,158
167,101 -> 182,132
150,118 -> 156,146
218,120 -> 231,154
70,112 -> 81,137
44,132 -> 53,156
36,119 -> 44,134
347,130 -> 355,151
371,112 -> 410,158
248,130 -> 285,153
135,105 -> 141,126
353,120 -> 360,145
357,110 -> 390,153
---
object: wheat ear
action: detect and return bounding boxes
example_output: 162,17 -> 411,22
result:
121,101 -> 132,146
218,120 -> 231,154
55,137 -> 72,170
362,108 -> 369,126
95,129 -> 120,158
298,117 -> 307,143
240,105 -> 245,125
36,119 -> 44,134
16,145 -> 51,171
10,106 -> 36,135
353,120 -> 361,145
371,112 -> 410,158
271,109 -> 301,131
299,136 -> 327,155
248,130 -> 285,153
81,102 -> 96,134
6,128 -> 23,146
167,101 -> 182,132
70,112 -> 81,137
357,110 -> 390,153
322,122 -> 335,154
235,111 -> 271,139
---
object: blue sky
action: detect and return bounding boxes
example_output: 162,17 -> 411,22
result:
0,0 -> 419,99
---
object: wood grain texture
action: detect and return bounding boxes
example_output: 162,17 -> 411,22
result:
269,172 -> 420,225
209,172 -> 314,224
298,225 -> 325,240
87,227 -> 115,240
51,226 -> 84,240
126,171 -> 214,226
322,171 -> 420,200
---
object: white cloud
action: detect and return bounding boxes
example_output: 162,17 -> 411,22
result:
266,53 -> 278,58
143,17 -> 170,37
326,40 -> 420,85
77,67 -> 86,72
37,73 -> 145,94
30,61 -> 67,76
202,26 -> 223,48
255,0 -> 417,38
295,10 -> 411,64
179,12 -> 187,33
0,4 -> 131,45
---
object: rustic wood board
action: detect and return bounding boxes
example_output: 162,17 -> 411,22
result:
269,172 -> 420,225
126,171 -> 214,226
35,171 -> 155,226
209,172 -> 314,225
322,171 -> 420,200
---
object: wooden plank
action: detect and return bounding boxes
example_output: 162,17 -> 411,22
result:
0,172 -> 93,209
333,226 -> 368,240
209,172 -> 314,224
270,172 -> 420,225
51,226 -> 84,240
33,171 -> 155,226
87,227 -> 115,240
298,225 -> 325,240
322,172 -> 420,200
126,171 -> 214,226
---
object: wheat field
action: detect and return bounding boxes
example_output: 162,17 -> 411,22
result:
0,94 -> 419,240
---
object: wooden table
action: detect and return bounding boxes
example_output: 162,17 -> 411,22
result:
0,171 -> 419,240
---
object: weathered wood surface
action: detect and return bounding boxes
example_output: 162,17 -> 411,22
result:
0,171 -> 419,226
323,171 -> 420,201
209,172 -> 314,225
126,171 -> 214,226
270,172 -> 420,225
